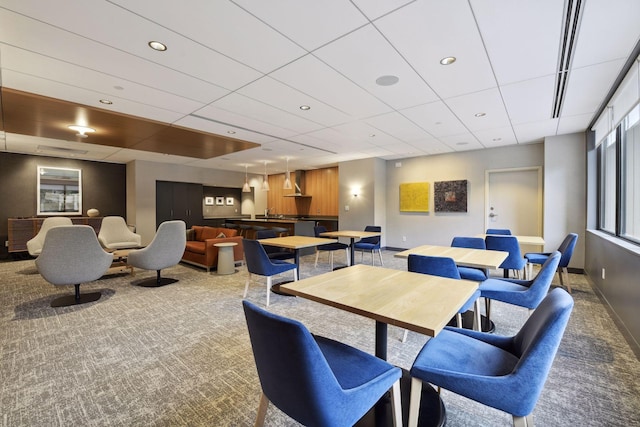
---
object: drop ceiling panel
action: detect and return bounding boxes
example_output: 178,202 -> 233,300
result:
174,115 -> 274,144
500,76 -> 556,125
237,76 -> 350,127
557,113 -> 594,135
364,112 -> 434,143
400,101 -> 468,138
109,0 -> 306,73
376,0 -> 497,99
561,60 -> 626,117
351,0 -> 415,21
0,9 -> 227,104
314,24 -> 438,110
2,70 -> 188,124
233,0 -> 368,51
470,0 -> 563,85
438,132 -> 484,152
571,0 -> 640,68
445,88 -> 511,132
513,119 -> 559,143
270,55 -> 392,119
473,126 -> 518,147
212,93 -> 323,135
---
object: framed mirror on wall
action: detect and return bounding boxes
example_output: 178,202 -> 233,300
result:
37,166 -> 82,215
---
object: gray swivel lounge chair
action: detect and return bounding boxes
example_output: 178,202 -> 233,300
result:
98,216 -> 142,250
127,220 -> 186,287
27,217 -> 73,257
36,225 -> 114,307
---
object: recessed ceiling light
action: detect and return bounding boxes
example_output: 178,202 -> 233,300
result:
300,105 -> 311,110
369,134 -> 376,137
440,56 -> 456,65
375,75 -> 399,86
68,125 -> 95,138
148,41 -> 167,51
99,99 -> 113,105
474,112 -> 486,117
227,130 -> 236,134
493,138 -> 502,142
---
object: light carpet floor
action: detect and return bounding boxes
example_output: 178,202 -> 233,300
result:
1,250 -> 639,426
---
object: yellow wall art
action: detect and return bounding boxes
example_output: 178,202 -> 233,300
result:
399,182 -> 429,212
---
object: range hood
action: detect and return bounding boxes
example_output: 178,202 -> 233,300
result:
284,170 -> 311,197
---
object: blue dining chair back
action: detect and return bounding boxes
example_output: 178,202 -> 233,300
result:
486,228 -> 512,235
242,238 -> 297,306
242,300 -> 402,427
480,251 -> 561,324
407,288 -> 574,427
485,235 -> 526,278
354,225 -> 383,266
408,254 -> 481,331
525,233 -> 578,293
451,237 -> 489,281
314,226 -> 350,269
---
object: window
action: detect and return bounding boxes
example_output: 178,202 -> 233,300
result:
599,131 -> 617,234
621,104 -> 640,243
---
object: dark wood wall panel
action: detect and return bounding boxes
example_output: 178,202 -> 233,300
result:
0,152 -> 126,259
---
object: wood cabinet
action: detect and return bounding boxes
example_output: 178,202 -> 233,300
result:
267,167 -> 338,216
156,181 -> 203,228
7,217 -> 102,253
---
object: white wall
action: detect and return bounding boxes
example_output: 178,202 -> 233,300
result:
544,133 -> 586,268
385,144 -> 545,249
128,160 -> 261,244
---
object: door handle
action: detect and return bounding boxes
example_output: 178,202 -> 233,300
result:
488,213 -> 498,218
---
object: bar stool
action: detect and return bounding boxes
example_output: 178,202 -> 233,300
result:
271,226 -> 289,237
251,225 -> 268,240
238,224 -> 252,238
222,223 -> 238,230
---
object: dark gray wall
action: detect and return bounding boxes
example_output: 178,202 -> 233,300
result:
0,152 -> 126,259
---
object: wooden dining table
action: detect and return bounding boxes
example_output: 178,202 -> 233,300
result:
394,244 -> 508,270
280,264 -> 478,426
477,233 -> 545,246
257,235 -> 337,280
318,230 -> 381,266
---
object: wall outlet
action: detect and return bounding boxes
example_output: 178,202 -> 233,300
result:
344,205 -> 349,211
402,236 -> 406,242
4,240 -> 8,247
602,268 -> 606,280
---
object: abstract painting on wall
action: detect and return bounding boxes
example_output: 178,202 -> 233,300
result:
434,180 -> 468,212
399,182 -> 429,212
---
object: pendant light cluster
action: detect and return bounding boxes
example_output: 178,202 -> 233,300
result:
261,161 -> 270,191
242,164 -> 251,193
283,157 -> 292,190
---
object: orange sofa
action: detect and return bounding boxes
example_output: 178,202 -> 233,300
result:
181,226 -> 244,272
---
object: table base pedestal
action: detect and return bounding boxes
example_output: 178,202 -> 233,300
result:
447,310 -> 495,333
270,281 -> 296,296
355,369 -> 445,427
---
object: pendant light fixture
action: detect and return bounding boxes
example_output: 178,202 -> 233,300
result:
283,157 -> 292,190
261,161 -> 270,191
242,164 -> 251,193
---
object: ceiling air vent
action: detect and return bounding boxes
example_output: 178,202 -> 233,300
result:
552,0 -> 584,119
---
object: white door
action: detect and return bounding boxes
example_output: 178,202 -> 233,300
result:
485,167 -> 542,252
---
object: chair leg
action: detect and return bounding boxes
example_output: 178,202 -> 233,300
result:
513,414 -> 533,427
254,392 -> 269,427
401,329 -> 409,343
390,380 -> 402,427
370,250 -> 375,266
560,266 -> 572,293
455,312 -> 463,328
314,249 -> 320,267
485,298 -> 492,322
378,249 -> 384,266
293,268 -> 298,282
266,276 -> 272,307
329,251 -> 334,270
408,377 -> 423,427
345,248 -> 350,266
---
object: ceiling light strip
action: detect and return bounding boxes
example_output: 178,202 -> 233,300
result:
552,0 -> 584,119
189,113 -> 337,154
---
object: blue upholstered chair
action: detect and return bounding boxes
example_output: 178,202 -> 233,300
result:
127,220 -> 186,287
255,229 -> 295,261
408,288 -> 574,427
408,254 -> 481,333
242,300 -> 402,427
314,225 -> 350,270
486,228 -> 512,235
525,233 -> 578,293
242,238 -> 297,306
485,235 -> 527,278
354,225 -> 383,266
480,251 -> 561,325
36,225 -> 114,307
451,236 -> 489,281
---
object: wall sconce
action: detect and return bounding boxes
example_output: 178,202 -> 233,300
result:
351,187 -> 360,197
